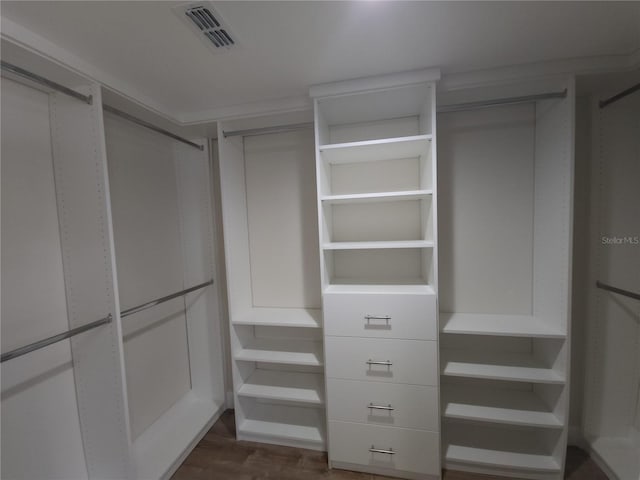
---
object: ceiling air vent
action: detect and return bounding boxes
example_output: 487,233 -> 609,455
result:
174,3 -> 237,52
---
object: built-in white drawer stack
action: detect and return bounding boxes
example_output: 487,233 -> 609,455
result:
324,292 -> 440,479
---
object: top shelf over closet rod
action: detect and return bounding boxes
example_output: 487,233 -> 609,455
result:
437,89 -> 567,113
102,105 -> 204,151
1,60 -> 93,104
120,279 -> 214,318
599,82 -> 640,109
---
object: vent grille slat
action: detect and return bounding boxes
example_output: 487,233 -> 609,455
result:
184,4 -> 236,50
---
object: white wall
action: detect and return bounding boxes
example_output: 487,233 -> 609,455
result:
1,79 -> 88,479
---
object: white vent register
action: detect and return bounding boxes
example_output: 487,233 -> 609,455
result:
174,3 -> 237,51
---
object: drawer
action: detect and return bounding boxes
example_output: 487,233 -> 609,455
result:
328,378 -> 439,431
329,421 -> 440,477
324,292 -> 437,340
325,337 -> 438,386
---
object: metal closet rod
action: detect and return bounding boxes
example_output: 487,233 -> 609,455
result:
1,60 -> 93,105
223,122 -> 314,138
120,279 -> 214,318
596,281 -> 640,301
599,83 -> 640,109
437,89 -> 568,113
102,105 -> 204,151
0,314 -> 112,363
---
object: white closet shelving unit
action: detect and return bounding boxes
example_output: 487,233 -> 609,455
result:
217,113 -> 326,451
583,80 -> 640,480
311,70 -> 442,480
1,40 -> 225,480
437,77 -> 575,480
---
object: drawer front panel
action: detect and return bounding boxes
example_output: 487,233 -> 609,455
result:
325,337 -> 438,386
327,379 -> 439,431
324,293 -> 437,340
329,421 -> 440,476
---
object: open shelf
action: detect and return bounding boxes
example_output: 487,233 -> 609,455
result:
442,385 -> 563,428
590,435 -> 640,480
238,370 -> 324,406
323,240 -> 433,250
325,283 -> 435,295
232,308 -> 321,328
235,338 -> 323,366
238,419 -> 325,445
440,312 -> 566,338
441,349 -> 565,384
445,444 -> 561,473
321,189 -> 432,205
319,135 -> 431,164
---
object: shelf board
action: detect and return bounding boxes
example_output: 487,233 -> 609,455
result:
445,444 -> 561,473
235,338 -> 323,367
233,308 -> 321,328
441,349 -> 565,384
319,135 -> 432,165
238,370 -> 324,406
440,312 -> 566,338
321,189 -> 432,205
323,240 -> 433,250
442,385 -> 563,428
590,435 -> 640,480
325,283 -> 435,295
238,419 -> 325,445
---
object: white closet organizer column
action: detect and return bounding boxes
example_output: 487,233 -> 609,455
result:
437,77 -> 575,480
311,69 -> 442,480
218,115 -> 325,451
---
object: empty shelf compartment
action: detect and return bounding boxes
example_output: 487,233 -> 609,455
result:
319,135 -> 431,164
232,308 -> 322,328
440,312 -> 566,338
238,370 -> 324,406
235,338 -> 323,366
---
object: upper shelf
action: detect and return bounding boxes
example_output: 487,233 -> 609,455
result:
235,338 -> 324,367
440,312 -> 566,339
321,189 -> 432,205
319,135 -> 431,165
323,240 -> 434,250
232,308 -> 322,328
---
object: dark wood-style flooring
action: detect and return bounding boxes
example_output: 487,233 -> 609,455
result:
172,410 -> 608,480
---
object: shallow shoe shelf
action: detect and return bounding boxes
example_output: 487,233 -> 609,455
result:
232,307 -> 322,328
442,385 -> 563,428
319,135 -> 432,164
323,240 -> 433,250
235,338 -> 324,366
441,349 -> 565,384
238,370 -> 324,406
440,312 -> 566,338
321,189 -> 432,205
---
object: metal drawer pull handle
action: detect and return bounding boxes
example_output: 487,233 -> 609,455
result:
366,359 -> 392,366
368,403 -> 394,411
369,446 -> 396,455
365,314 -> 391,321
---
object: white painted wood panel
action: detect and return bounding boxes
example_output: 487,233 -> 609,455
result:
244,130 -> 321,309
0,78 -> 88,480
329,421 -> 440,476
327,379 -> 438,431
324,292 -> 437,340
325,337 -> 437,385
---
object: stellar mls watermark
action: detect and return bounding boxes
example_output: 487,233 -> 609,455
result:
601,236 -> 639,245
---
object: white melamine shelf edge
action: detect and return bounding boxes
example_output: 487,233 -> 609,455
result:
321,190 -> 433,204
323,240 -> 433,250
441,385 -> 563,428
440,312 -> 566,338
238,419 -> 325,445
441,349 -> 565,384
445,444 -> 562,473
238,370 -> 324,406
232,307 -> 322,328
319,135 -> 432,165
235,338 -> 324,367
132,391 -> 223,480
324,284 -> 435,295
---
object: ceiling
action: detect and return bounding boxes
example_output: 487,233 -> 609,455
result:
1,1 -> 639,123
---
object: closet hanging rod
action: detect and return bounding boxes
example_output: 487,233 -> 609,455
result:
102,105 -> 204,151
599,82 -> 640,109
0,314 -> 112,363
0,60 -> 93,105
120,279 -> 213,318
596,281 -> 640,301
222,122 -> 314,138
437,89 -> 567,114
